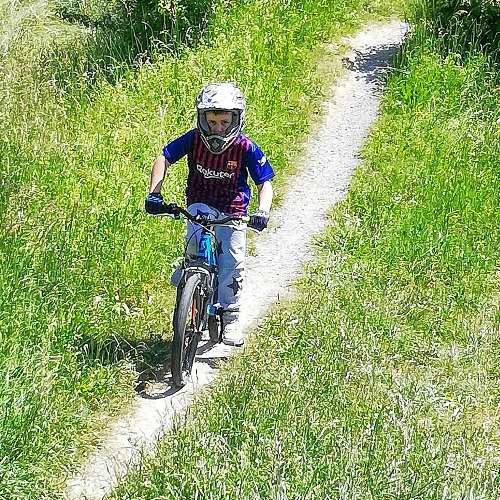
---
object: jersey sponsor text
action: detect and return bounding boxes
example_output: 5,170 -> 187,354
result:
197,163 -> 235,180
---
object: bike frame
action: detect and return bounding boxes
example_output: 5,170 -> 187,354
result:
182,227 -> 219,320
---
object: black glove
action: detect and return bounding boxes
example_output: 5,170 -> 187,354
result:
144,192 -> 165,215
248,210 -> 269,232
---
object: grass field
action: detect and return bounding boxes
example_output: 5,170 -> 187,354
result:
110,3 -> 500,499
2,0 -> 498,496
0,0 -> 402,496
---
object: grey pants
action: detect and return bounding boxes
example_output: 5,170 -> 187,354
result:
186,203 -> 246,312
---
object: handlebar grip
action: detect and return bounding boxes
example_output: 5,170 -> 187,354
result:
162,203 -> 180,216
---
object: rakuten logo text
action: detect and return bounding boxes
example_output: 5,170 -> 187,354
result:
197,164 -> 235,180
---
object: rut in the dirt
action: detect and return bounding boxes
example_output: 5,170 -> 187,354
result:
66,19 -> 408,500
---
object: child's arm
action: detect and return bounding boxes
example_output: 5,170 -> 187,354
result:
248,180 -> 273,231
255,180 -> 273,213
149,155 -> 170,193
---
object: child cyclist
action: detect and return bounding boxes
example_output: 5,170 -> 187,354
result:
145,82 -> 274,347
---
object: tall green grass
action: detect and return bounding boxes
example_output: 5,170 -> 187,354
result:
412,0 -> 499,63
0,0 -> 396,497
112,6 -> 500,500
0,0 -> 230,180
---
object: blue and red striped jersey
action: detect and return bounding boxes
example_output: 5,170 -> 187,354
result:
162,129 -> 274,216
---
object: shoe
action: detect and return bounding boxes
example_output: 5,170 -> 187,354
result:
222,311 -> 244,346
170,267 -> 183,287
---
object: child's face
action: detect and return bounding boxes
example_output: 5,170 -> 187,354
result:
205,111 -> 233,136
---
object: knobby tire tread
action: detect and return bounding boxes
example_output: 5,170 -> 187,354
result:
171,273 -> 204,387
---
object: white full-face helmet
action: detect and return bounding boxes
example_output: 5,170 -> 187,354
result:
196,82 -> 246,154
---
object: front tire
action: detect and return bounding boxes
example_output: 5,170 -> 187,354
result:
171,274 -> 206,388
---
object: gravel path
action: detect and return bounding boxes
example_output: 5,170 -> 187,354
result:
66,19 -> 408,499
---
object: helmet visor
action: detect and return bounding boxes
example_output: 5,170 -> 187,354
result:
197,110 -> 242,154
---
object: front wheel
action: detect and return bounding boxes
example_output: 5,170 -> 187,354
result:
171,273 -> 206,388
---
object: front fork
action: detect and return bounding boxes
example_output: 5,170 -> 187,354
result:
179,260 -> 221,337
181,267 -> 217,331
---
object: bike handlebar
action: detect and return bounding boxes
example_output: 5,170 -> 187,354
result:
156,203 -> 250,226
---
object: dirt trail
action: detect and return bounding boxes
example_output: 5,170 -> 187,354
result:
66,20 -> 408,499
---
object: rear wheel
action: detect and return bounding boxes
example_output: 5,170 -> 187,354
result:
208,314 -> 221,342
171,274 -> 206,388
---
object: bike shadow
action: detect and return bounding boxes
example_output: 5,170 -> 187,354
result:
132,335 -> 177,398
138,383 -> 180,399
194,339 -> 229,369
135,337 -> 227,398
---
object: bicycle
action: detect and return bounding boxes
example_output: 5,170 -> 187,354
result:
157,203 -> 250,388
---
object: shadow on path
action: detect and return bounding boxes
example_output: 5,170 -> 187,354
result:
135,337 -> 228,398
344,41 -> 403,86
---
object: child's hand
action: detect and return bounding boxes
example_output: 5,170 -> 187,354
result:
144,193 -> 165,215
248,210 -> 269,232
